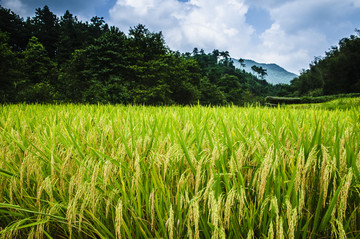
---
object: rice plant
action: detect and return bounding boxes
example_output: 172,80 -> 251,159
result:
0,104 -> 359,238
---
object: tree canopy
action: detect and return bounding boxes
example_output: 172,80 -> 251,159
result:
0,5 -> 284,105
279,30 -> 360,97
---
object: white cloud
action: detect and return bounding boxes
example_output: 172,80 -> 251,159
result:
1,0 -> 30,16
1,0 -> 109,21
108,0 -> 327,73
352,0 -> 360,7
109,0 -> 184,30
107,0 -> 360,73
269,0 -> 357,32
255,24 -> 328,72
255,0 -> 360,72
109,0 -> 254,55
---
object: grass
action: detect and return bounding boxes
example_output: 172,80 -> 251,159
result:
288,97 -> 360,110
0,104 -> 359,238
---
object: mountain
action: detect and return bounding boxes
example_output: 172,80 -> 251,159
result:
231,59 -> 298,85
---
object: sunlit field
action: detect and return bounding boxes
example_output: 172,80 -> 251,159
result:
288,97 -> 360,110
0,104 -> 359,238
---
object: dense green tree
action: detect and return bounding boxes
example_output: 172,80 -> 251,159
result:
251,65 -> 267,80
0,30 -> 21,102
30,6 -> 59,57
82,31 -> 129,103
0,6 -> 29,51
286,30 -> 360,96
216,74 -> 243,104
59,49 -> 88,102
128,33 -> 201,105
219,50 -> 231,66
89,16 -> 108,39
188,49 -> 276,103
60,30 -> 128,103
162,54 -> 201,105
127,24 -> 167,63
18,36 -> 58,102
238,58 -> 245,68
57,10 -> 81,64
199,77 -> 226,105
0,5 -> 278,105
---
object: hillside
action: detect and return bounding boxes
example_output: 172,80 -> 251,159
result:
287,31 -> 360,96
232,58 -> 298,85
0,5 -> 278,105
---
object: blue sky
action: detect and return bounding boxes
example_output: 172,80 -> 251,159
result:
1,0 -> 360,73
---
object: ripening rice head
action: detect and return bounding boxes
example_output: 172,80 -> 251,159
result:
103,160 -> 113,189
256,146 -> 274,201
115,199 -> 123,239
246,229 -> 254,239
259,197 -> 270,225
338,168 -> 353,222
166,205 -> 174,239
195,161 -> 203,195
278,216 -> 284,239
268,221 -> 274,239
288,208 -> 297,239
224,189 -> 236,229
320,145 -> 333,207
149,189 -> 156,232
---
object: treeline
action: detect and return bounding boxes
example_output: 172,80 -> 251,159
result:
278,30 -> 360,97
0,5 -> 277,105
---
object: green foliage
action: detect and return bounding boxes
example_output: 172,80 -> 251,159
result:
251,65 -> 267,80
265,96 -> 301,105
0,5 -> 276,105
1,5 -> 359,105
56,10 -> 96,64
199,77 -> 227,105
0,30 -> 20,102
58,49 -> 88,102
188,48 -> 277,105
16,82 -> 56,103
284,30 -> 360,97
22,37 -> 56,84
0,7 -> 29,51
266,93 -> 360,109
299,93 -> 360,104
16,36 -> 57,103
30,6 -> 59,57
289,96 -> 360,110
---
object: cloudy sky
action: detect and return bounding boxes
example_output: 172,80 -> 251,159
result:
1,0 -> 360,73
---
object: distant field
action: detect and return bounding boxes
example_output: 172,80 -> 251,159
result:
288,97 -> 360,110
0,104 -> 359,238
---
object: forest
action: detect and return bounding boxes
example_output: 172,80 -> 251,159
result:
0,5 -> 277,105
279,30 -> 360,97
1,5 -> 359,105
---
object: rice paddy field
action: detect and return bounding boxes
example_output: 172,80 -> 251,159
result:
288,97 -> 360,110
0,104 -> 360,238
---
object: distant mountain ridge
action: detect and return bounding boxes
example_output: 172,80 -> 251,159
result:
231,58 -> 298,85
